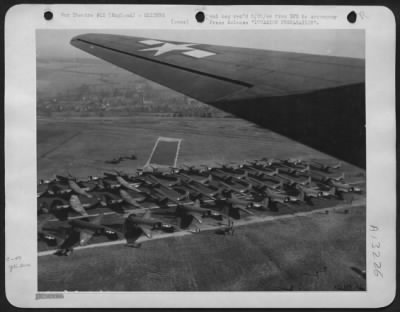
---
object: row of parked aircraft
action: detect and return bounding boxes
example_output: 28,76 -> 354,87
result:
37,158 -> 362,255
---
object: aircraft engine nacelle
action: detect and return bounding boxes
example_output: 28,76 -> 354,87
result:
59,189 -> 72,195
284,197 -> 290,203
52,202 -> 70,211
110,199 -> 123,205
104,229 -> 119,240
209,211 -> 223,221
38,201 -> 50,214
39,233 -> 58,246
151,221 -> 163,230
161,224 -> 175,233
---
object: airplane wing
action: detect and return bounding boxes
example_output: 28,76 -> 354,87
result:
67,217 -> 118,247
140,226 -> 153,239
69,195 -> 89,216
71,34 -> 365,167
73,214 -> 104,245
142,209 -> 151,219
38,214 -> 53,232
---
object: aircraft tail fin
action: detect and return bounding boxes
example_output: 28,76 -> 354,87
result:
104,172 -> 116,177
213,187 -> 226,199
297,190 -> 305,202
143,209 -> 151,219
262,197 -> 270,209
238,205 -> 254,215
141,226 -> 152,239
333,162 -> 342,170
331,172 -> 345,181
173,178 -> 183,186
159,197 -> 169,206
245,183 -> 253,192
191,213 -> 203,224
258,184 -> 267,192
277,181 -> 284,189
193,199 -> 201,209
253,171 -> 262,178
91,213 -> 104,226
181,174 -> 193,183
328,186 -> 337,197
178,190 -> 190,201
223,188 -> 234,197
230,193 -> 239,201
56,175 -> 68,182
224,175 -> 233,182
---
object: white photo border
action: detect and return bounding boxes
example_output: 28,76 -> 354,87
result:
4,4 -> 396,308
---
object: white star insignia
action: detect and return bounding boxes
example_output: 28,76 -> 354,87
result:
138,40 -> 216,58
139,42 -> 196,56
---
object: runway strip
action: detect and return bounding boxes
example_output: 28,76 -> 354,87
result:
38,198 -> 365,257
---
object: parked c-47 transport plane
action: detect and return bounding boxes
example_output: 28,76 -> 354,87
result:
71,34 -> 365,168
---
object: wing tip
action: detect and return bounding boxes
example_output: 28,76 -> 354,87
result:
70,33 -> 102,46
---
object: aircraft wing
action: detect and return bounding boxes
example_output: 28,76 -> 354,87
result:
38,214 -> 53,232
71,34 -> 366,167
73,214 -> 104,246
69,195 -> 89,216
140,226 -> 153,239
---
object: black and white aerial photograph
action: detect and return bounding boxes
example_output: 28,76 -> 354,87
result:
36,29 -> 366,291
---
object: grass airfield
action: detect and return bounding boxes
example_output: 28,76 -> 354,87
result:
37,116 -> 363,179
38,205 -> 365,291
37,116 -> 366,291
